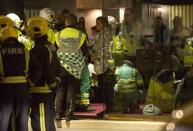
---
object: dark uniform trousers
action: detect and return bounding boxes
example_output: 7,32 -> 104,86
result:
98,69 -> 116,113
64,74 -> 80,119
30,92 -> 55,131
0,38 -> 40,131
55,68 -> 80,119
29,36 -> 57,131
55,76 -> 67,117
0,85 -> 29,131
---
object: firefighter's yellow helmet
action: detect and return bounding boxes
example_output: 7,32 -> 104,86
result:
27,16 -> 49,39
0,16 -> 14,30
0,26 -> 17,41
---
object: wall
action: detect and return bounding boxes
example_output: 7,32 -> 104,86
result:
141,3 -> 193,34
24,0 -> 77,19
49,0 -> 76,13
0,0 -> 24,19
81,9 -> 102,38
142,4 -> 169,35
169,5 -> 193,29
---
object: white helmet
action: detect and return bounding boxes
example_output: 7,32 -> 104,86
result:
39,8 -> 55,23
143,104 -> 162,115
6,13 -> 22,28
108,16 -> 117,25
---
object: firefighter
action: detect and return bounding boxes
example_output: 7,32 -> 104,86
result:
0,26 -> 42,131
114,60 -> 144,113
6,13 -> 34,50
39,8 -> 67,120
39,8 -> 56,46
39,7 -> 62,89
55,14 -> 90,120
27,16 -> 58,131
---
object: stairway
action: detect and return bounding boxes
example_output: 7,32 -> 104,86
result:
55,119 -> 166,131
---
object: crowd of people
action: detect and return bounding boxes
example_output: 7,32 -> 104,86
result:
0,7 -> 193,131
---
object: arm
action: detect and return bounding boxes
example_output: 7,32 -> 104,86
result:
28,52 -> 43,86
44,45 -> 57,90
135,69 -> 144,90
81,40 -> 91,63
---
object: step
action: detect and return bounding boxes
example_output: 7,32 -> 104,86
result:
55,120 -> 166,131
104,113 -> 172,122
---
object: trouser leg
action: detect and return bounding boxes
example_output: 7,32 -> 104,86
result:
66,75 -> 80,120
30,93 -> 56,131
103,70 -> 115,113
15,86 -> 29,131
97,74 -> 104,102
80,64 -> 90,107
0,87 -> 14,131
55,76 -> 67,118
123,91 -> 139,113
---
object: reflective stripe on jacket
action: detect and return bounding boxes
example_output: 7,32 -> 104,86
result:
56,27 -> 86,79
0,42 -> 29,84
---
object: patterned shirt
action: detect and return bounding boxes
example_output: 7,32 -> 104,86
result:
93,27 -> 112,74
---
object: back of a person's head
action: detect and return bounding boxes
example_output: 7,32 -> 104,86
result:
123,60 -> 134,67
65,14 -> 77,27
61,9 -> 70,17
156,68 -> 173,83
96,16 -> 108,28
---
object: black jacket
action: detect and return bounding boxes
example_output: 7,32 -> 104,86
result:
30,35 -> 57,89
0,38 -> 42,87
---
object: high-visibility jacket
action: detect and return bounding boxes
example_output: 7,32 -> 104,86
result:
146,69 -> 175,113
29,35 -> 57,93
55,27 -> 86,79
110,35 -> 128,54
114,64 -> 143,93
0,39 -> 41,86
16,29 -> 34,51
47,27 -> 56,45
110,35 -> 128,66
